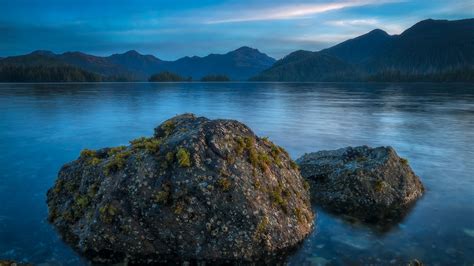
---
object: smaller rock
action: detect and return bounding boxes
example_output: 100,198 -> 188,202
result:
296,146 -> 424,223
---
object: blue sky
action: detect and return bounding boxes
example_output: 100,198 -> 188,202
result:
1,0 -> 473,59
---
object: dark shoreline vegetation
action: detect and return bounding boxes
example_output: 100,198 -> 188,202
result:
147,72 -> 231,82
200,74 -> 230,82
0,18 -> 473,83
148,71 -> 192,82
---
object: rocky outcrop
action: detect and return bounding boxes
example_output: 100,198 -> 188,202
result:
296,146 -> 424,222
46,114 -> 314,263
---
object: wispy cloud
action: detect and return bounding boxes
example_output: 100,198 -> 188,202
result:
204,0 -> 403,24
326,18 -> 380,26
286,34 -> 356,44
325,18 -> 405,33
429,0 -> 474,15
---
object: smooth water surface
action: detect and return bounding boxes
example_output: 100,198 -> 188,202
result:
0,82 -> 473,265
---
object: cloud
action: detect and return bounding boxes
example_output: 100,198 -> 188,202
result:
325,18 -> 405,33
431,0 -> 474,14
326,19 -> 380,26
204,0 -> 403,24
286,34 -> 356,44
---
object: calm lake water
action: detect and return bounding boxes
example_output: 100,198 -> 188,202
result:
0,82 -> 473,265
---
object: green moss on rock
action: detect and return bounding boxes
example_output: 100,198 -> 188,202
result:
99,203 -> 118,224
75,195 -> 89,209
176,147 -> 191,167
217,177 -> 232,191
80,149 -> 103,166
235,137 -> 245,155
374,179 -> 385,192
400,157 -> 409,165
130,137 -> 161,154
104,150 -> 131,175
254,216 -> 269,239
154,184 -> 171,204
290,160 -> 299,170
107,146 -> 127,156
162,120 -> 176,137
294,207 -> 305,224
80,149 -> 97,158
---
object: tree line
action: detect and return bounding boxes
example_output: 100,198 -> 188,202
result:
0,64 -> 103,82
148,72 -> 231,82
0,64 -> 233,83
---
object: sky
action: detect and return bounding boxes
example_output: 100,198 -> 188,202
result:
0,0 -> 473,60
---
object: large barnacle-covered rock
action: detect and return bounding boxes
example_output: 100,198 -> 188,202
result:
47,114 -> 314,263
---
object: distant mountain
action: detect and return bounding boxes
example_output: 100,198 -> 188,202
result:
148,71 -> 191,82
59,52 -> 135,79
0,47 -> 275,82
2,18 -> 473,83
167,47 -> 275,81
367,19 -> 474,74
107,50 -> 165,79
253,18 -> 474,82
253,51 -> 360,81
321,29 -> 394,65
1,51 -> 63,66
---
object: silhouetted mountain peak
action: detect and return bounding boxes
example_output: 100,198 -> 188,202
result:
62,51 -> 89,57
122,50 -> 142,56
108,50 -> 162,64
234,46 -> 257,52
401,18 -> 474,37
320,28 -> 392,64
348,28 -> 392,43
413,18 -> 445,26
366,29 -> 390,37
109,50 -> 147,58
228,46 -> 264,56
401,18 -> 441,34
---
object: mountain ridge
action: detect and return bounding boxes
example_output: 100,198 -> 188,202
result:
252,18 -> 474,82
0,47 -> 276,81
1,18 -> 473,82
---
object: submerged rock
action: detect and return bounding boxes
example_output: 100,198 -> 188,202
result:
296,146 -> 424,222
47,114 -> 314,263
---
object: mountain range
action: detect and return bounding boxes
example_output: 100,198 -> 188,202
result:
253,18 -> 474,82
0,18 -> 473,82
0,47 -> 276,81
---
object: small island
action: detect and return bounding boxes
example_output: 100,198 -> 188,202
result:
148,71 -> 192,82
200,74 -> 230,82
